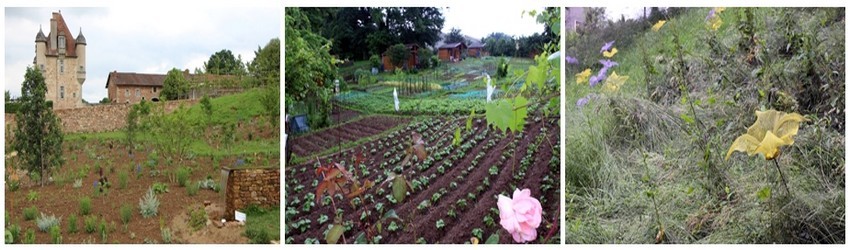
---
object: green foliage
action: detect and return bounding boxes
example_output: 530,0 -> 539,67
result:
98,97 -> 110,104
5,229 -> 12,244
118,170 -> 129,189
160,227 -> 173,244
67,215 -> 78,233
23,229 -> 34,244
84,215 -> 97,234
204,49 -> 247,75
369,55 -> 382,69
244,206 -> 279,244
186,181 -> 199,196
160,68 -> 189,100
248,38 -> 280,87
186,205 -> 207,231
49,225 -> 61,244
496,57 -> 509,78
176,167 -> 191,187
246,226 -> 271,244
285,8 -> 337,129
386,43 -> 409,71
139,188 -> 160,218
13,66 -> 64,186
99,218 -> 108,242
7,224 -> 20,244
23,206 -> 38,221
120,204 -> 133,225
200,95 -> 213,122
147,105 -> 197,161
79,196 -> 92,215
485,96 -> 529,133
259,84 -> 280,127
26,191 -> 38,202
444,28 -> 466,44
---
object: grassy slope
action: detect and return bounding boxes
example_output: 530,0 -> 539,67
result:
67,88 -> 279,157
566,8 -> 844,243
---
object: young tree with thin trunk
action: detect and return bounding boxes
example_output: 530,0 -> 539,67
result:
13,67 -> 64,186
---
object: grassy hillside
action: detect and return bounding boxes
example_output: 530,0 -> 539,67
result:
68,88 -> 279,157
565,8 -> 844,243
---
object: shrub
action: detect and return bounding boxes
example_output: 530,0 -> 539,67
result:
36,213 -> 60,232
79,196 -> 92,215
198,178 -> 220,192
49,225 -> 61,244
176,167 -> 190,187
6,178 -> 19,192
186,205 -> 207,231
139,188 -> 160,218
26,191 -> 38,202
245,227 -> 271,244
7,224 -> 20,244
120,204 -> 133,225
72,179 -> 82,188
99,218 -> 108,242
151,183 -> 169,194
67,215 -> 78,233
5,229 -> 12,244
160,227 -> 173,244
118,170 -> 129,189
23,206 -> 38,221
84,215 -> 97,234
186,182 -> 199,196
23,229 -> 35,244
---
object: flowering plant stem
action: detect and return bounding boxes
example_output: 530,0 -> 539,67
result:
772,157 -> 791,195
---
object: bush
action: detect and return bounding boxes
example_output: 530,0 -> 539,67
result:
118,170 -> 129,189
198,178 -> 220,192
5,229 -> 12,244
176,167 -> 190,187
49,225 -> 61,244
67,215 -> 78,233
79,196 -> 92,215
186,182 -> 199,196
186,205 -> 207,231
245,227 -> 271,244
161,227 -> 173,244
36,213 -> 60,232
23,206 -> 38,221
99,218 -> 108,242
23,229 -> 35,244
139,188 -> 160,218
120,204 -> 133,225
84,215 -> 97,234
151,183 -> 169,194
7,224 -> 20,244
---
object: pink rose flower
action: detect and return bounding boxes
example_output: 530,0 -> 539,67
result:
497,188 -> 542,243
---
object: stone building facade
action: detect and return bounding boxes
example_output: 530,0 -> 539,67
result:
34,11 -> 87,110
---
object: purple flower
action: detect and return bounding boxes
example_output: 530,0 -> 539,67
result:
235,158 -> 245,167
599,59 -> 618,69
576,97 -> 590,108
706,9 -> 716,21
94,180 -> 99,188
589,75 -> 602,87
600,40 -> 615,53
565,55 -> 579,64
136,164 -> 142,173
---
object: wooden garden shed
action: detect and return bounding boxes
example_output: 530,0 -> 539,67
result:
438,42 -> 467,62
381,43 -> 420,71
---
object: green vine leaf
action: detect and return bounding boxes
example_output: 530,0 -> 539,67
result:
325,223 -> 345,244
485,96 -> 528,133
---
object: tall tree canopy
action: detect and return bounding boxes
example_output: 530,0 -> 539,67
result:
300,7 -> 445,60
161,68 -> 189,100
203,49 -> 247,75
13,67 -> 64,186
444,28 -> 466,44
248,38 -> 280,87
285,8 -> 338,128
483,32 -> 516,57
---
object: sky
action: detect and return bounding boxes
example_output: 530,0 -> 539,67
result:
441,6 -> 547,40
4,7 -> 279,102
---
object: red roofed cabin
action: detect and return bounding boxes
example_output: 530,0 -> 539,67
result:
381,44 -> 419,71
438,42 -> 467,62
467,42 -> 487,58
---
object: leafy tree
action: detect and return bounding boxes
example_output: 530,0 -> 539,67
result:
417,49 -> 435,69
386,44 -> 409,71
483,32 -> 516,56
160,68 -> 189,101
285,8 -> 337,128
203,49 -> 247,75
444,28 -> 466,44
5,90 -> 10,102
125,100 -> 151,152
259,84 -> 280,128
99,97 -> 110,104
13,67 -> 64,186
247,38 -> 280,87
200,95 -> 213,123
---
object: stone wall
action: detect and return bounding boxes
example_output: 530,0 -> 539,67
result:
5,99 -> 198,134
223,167 -> 280,220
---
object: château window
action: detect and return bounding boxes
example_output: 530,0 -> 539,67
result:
136,88 -> 140,97
125,89 -> 129,97
58,36 -> 65,49
60,86 -> 65,99
60,60 -> 64,73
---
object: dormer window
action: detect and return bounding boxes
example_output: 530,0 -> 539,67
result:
58,36 -> 65,49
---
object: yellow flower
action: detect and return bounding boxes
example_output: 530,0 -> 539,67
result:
575,69 -> 591,84
726,110 -> 810,160
714,7 -> 726,14
652,20 -> 667,32
602,47 -> 618,58
603,71 -> 628,92
709,17 -> 723,31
